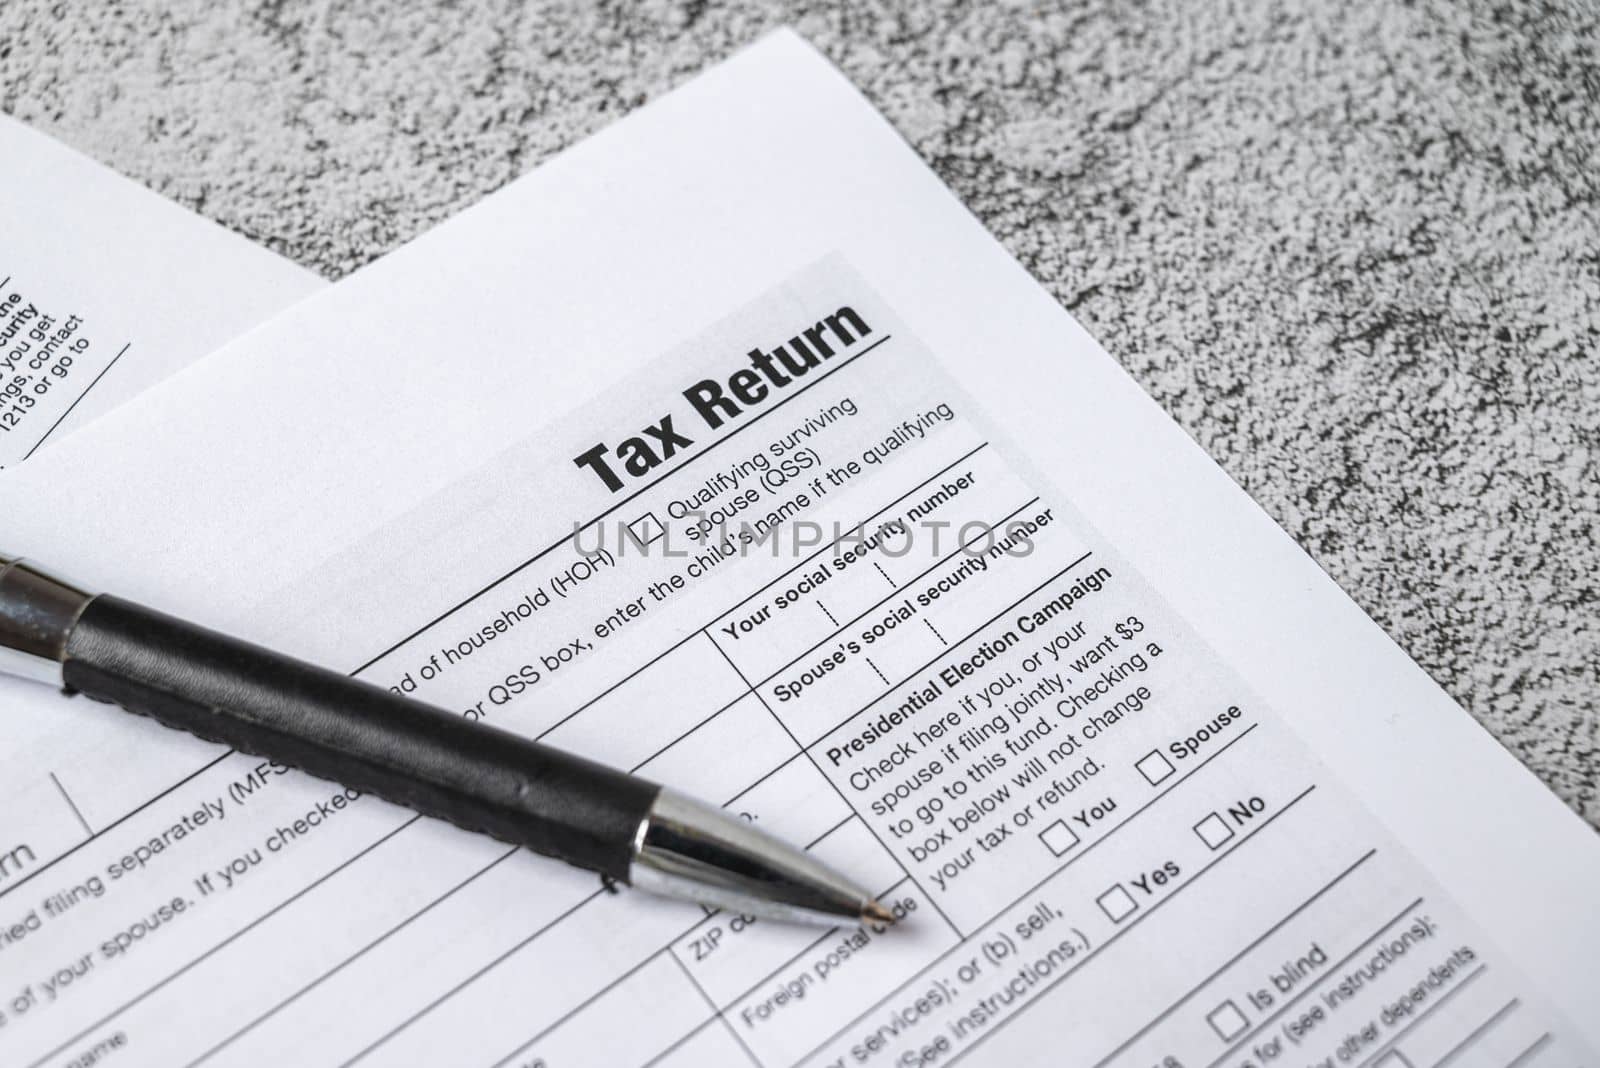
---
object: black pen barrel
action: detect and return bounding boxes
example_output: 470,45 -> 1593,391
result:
60,595 -> 659,881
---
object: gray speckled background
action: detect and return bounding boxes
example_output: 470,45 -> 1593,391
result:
2,1 -> 1595,824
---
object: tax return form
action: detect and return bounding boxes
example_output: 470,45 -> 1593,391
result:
0,30 -> 1595,1068
0,113 -> 322,469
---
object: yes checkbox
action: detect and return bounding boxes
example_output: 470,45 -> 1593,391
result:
1096,883 -> 1137,923
1038,820 -> 1080,857
1193,812 -> 1234,850
1136,750 -> 1175,786
1206,999 -> 1248,1040
626,511 -> 666,546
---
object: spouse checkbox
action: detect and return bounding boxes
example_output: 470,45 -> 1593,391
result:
1193,812 -> 1235,850
1206,999 -> 1248,1041
1135,749 -> 1175,786
1038,820 -> 1080,857
1096,883 -> 1138,923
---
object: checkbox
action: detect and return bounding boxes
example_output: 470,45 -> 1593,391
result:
1206,999 -> 1248,1041
1135,750 -> 1174,786
1372,1053 -> 1413,1068
1038,820 -> 1080,857
1096,883 -> 1138,923
626,511 -> 666,546
1193,812 -> 1235,850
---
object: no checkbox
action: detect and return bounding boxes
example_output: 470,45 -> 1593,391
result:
626,511 -> 666,546
1096,883 -> 1138,923
1206,999 -> 1248,1041
1193,812 -> 1235,850
1135,750 -> 1175,786
1038,820 -> 1080,857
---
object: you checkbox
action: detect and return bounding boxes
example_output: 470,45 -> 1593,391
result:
626,511 -> 666,547
1193,812 -> 1235,850
1038,820 -> 1080,857
1206,999 -> 1248,1040
1135,749 -> 1174,786
1096,883 -> 1138,923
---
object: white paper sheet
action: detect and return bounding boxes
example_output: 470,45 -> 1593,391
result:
0,114 -> 323,467
0,31 -> 1594,1068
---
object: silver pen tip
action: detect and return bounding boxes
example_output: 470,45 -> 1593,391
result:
862,899 -> 896,926
631,788 -> 891,927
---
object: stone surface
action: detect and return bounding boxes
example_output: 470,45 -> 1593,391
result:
2,1 -> 1595,823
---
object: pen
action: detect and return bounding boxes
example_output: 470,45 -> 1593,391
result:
0,553 -> 893,927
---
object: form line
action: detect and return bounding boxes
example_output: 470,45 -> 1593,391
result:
0,749 -> 236,904
21,342 -> 132,462
1353,963 -> 1487,1068
1502,1032 -> 1550,1068
666,944 -> 764,1068
640,1018 -> 718,1068
184,848 -> 520,1067
1430,999 -> 1520,1068
341,886 -> 610,1066
49,771 -> 93,836
25,814 -> 425,1068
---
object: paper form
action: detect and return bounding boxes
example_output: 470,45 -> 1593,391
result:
0,114 -> 322,468
1,30 -> 1596,1068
